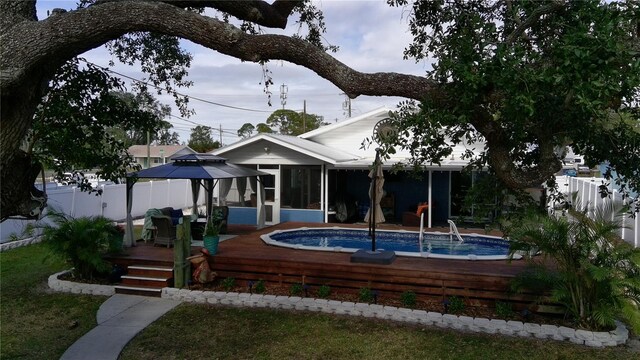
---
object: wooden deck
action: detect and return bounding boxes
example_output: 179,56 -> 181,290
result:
109,222 -> 538,308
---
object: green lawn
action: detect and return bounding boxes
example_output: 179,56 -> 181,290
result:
1,243 -> 637,360
121,304 -> 637,360
0,243 -> 106,360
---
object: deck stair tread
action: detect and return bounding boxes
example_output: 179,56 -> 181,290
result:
127,265 -> 173,272
114,285 -> 163,292
121,275 -> 171,281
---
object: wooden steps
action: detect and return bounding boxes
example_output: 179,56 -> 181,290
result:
115,265 -> 173,297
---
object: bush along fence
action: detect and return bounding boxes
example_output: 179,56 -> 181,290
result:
46,270 -> 629,348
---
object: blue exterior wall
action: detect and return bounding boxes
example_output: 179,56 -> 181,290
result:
281,209 -> 324,223
228,207 -> 257,225
431,171 -> 450,223
228,207 -> 324,225
339,169 -> 449,223
385,172 -> 429,220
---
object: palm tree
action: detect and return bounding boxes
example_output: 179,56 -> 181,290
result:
38,209 -> 123,279
508,194 -> 640,332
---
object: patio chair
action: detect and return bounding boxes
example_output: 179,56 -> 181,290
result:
151,215 -> 176,248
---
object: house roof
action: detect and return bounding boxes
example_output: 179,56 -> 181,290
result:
213,133 -> 359,164
299,107 -> 391,140
214,107 -> 482,171
128,145 -> 194,158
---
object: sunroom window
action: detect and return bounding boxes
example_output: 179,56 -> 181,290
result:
281,165 -> 321,210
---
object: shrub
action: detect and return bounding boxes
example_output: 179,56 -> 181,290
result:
495,301 -> 514,318
221,277 -> 235,291
290,282 -> 303,296
358,287 -> 374,303
254,279 -> 266,294
39,209 -> 122,279
509,196 -> 640,333
400,291 -> 417,308
317,285 -> 331,299
447,296 -> 465,314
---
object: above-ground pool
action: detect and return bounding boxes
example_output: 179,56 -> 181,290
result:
261,227 -> 521,260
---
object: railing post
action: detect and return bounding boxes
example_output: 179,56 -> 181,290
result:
173,216 -> 192,288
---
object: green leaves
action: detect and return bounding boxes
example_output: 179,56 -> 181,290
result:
508,196 -> 640,332
39,209 -> 123,279
188,125 -> 220,153
265,109 -> 327,136
30,58 -> 169,191
389,0 -> 640,205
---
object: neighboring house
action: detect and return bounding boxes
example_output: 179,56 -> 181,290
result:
213,107 -> 488,228
128,145 -> 196,168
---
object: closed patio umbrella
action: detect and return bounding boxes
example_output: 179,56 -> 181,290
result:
364,158 -> 385,225
364,151 -> 384,251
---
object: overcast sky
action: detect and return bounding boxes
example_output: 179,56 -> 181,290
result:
36,1 -> 430,145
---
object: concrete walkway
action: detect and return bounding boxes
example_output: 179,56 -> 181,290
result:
60,294 -> 180,360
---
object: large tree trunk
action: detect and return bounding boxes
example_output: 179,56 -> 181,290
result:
0,151 -> 46,221
0,68 -> 49,220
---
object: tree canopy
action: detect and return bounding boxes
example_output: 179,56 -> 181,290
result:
266,109 -> 327,135
188,126 -> 220,153
1,0 -> 638,219
238,109 -> 327,138
28,58 -> 170,193
379,0 -> 639,210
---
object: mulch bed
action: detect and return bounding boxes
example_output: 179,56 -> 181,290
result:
189,279 -> 575,328
57,270 -> 576,329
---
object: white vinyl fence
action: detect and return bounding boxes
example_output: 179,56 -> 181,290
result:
1,179 -> 204,243
555,176 -> 639,248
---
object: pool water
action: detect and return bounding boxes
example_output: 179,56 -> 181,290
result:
261,227 -> 519,260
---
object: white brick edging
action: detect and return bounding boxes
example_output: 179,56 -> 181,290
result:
161,287 -> 629,348
48,270 -> 115,296
0,237 -> 42,252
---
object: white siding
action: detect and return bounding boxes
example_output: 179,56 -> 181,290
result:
220,140 -> 324,165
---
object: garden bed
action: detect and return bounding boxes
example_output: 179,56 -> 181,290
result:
190,279 -> 574,329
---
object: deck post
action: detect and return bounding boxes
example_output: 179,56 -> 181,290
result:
174,217 -> 192,288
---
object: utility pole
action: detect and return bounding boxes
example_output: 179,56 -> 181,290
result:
341,93 -> 352,118
303,100 -> 306,133
219,124 -> 223,146
280,84 -> 288,109
146,131 -> 151,168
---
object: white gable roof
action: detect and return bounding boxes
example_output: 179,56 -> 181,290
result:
213,133 -> 359,164
299,108 -> 392,158
215,107 -> 483,170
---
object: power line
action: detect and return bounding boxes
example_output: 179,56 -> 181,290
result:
78,58 -> 272,113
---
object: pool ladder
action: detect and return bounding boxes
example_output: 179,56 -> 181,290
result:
448,219 -> 464,243
419,217 -> 464,255
419,213 -> 425,255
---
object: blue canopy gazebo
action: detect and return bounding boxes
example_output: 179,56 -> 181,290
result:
124,153 -> 268,247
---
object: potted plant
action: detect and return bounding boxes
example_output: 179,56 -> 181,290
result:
202,216 -> 221,255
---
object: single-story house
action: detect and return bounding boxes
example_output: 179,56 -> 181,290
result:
213,107 -> 489,228
128,145 -> 196,168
